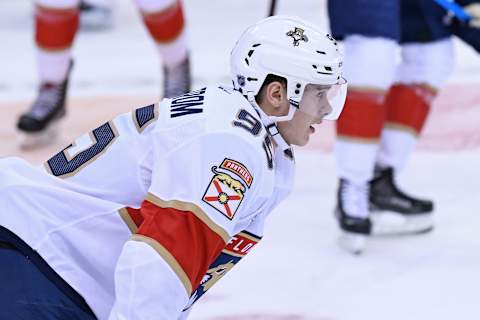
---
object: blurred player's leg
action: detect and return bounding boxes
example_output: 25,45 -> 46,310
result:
328,0 -> 399,253
371,0 -> 455,235
135,0 -> 190,98
374,38 -> 454,234
17,0 -> 79,149
79,0 -> 114,30
334,36 -> 397,253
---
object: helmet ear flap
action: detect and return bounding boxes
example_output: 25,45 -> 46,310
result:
286,79 -> 307,105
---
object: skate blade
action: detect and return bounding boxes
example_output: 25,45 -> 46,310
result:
371,211 -> 434,236
18,122 -> 60,150
337,232 -> 367,255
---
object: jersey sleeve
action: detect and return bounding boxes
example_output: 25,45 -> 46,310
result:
181,213 -> 266,314
109,131 -> 264,319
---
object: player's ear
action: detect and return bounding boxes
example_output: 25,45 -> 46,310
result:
265,81 -> 287,110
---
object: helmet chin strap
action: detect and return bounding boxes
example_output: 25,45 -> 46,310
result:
246,92 -> 293,152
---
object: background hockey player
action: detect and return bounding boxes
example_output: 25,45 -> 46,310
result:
328,0 -> 458,253
0,16 -> 347,319
18,0 -> 191,149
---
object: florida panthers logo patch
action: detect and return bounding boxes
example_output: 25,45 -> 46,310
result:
286,27 -> 308,47
202,161 -> 250,220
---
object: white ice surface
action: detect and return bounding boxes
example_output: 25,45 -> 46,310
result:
1,1 -> 480,319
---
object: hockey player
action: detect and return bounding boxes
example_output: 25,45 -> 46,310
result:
328,0 -> 458,253
18,0 -> 191,149
0,16 -> 347,319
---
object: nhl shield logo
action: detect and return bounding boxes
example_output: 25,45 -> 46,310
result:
202,166 -> 247,220
286,27 -> 308,47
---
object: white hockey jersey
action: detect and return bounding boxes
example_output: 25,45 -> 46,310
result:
0,85 -> 295,319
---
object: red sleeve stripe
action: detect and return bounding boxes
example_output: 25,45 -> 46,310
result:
145,193 -> 230,243
223,232 -> 260,257
118,208 -> 139,233
130,234 -> 193,295
137,199 -> 227,294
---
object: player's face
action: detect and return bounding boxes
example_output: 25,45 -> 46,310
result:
277,84 -> 333,146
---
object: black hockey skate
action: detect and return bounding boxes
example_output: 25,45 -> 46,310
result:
17,62 -> 72,149
163,55 -> 191,98
369,166 -> 434,235
335,178 -> 371,254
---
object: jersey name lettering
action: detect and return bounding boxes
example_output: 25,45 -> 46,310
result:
170,88 -> 206,118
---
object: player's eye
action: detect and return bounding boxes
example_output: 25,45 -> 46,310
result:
317,90 -> 327,98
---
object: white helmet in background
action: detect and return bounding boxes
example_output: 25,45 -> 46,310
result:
230,15 -> 347,121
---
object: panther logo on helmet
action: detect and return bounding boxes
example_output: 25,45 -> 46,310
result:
286,27 -> 309,47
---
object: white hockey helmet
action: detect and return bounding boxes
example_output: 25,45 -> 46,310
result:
230,15 -> 346,121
